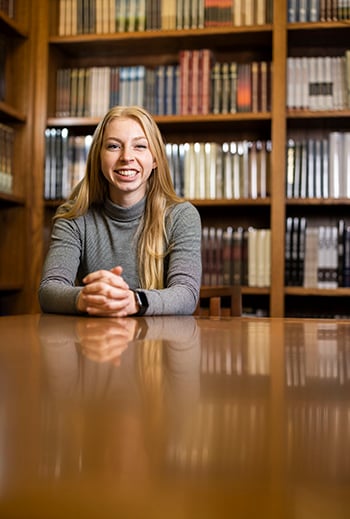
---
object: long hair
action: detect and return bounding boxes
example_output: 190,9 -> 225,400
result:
55,105 -> 182,289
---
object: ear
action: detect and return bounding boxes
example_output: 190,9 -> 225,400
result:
152,160 -> 157,169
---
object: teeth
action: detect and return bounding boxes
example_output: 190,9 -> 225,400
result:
118,170 -> 136,177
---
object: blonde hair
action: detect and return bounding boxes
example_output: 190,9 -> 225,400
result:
55,105 -> 182,289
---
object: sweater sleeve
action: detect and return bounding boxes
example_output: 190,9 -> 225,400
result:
139,202 -> 202,315
38,217 -> 84,314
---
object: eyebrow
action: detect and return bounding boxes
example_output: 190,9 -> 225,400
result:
105,135 -> 147,141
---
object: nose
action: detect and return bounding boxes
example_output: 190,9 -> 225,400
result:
119,145 -> 134,162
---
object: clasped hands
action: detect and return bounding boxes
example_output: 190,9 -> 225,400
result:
76,266 -> 138,317
76,317 -> 139,366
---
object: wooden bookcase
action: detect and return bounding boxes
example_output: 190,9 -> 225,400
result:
0,2 -> 43,315
2,0 -> 350,317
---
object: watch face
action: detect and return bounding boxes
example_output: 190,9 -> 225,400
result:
135,290 -> 148,315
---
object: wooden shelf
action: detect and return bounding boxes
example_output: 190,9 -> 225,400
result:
49,26 -> 273,57
285,287 -> 350,296
0,11 -> 27,37
0,101 -> 26,122
0,192 -> 25,205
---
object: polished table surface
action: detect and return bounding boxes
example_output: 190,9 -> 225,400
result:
0,313 -> 349,518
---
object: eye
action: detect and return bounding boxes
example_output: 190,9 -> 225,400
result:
106,143 -> 121,150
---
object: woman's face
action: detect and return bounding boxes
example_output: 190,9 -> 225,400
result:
100,117 -> 156,207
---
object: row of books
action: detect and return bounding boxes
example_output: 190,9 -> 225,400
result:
57,0 -> 273,36
44,128 -> 272,201
288,0 -> 350,22
44,129 -> 93,200
285,217 -> 350,288
287,53 -> 350,111
285,324 -> 350,386
177,140 -> 271,200
202,226 -> 271,288
286,132 -> 350,199
55,56 -> 272,118
201,325 -> 270,376
0,122 -> 14,195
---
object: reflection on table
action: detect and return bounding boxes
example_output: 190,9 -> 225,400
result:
0,314 -> 349,518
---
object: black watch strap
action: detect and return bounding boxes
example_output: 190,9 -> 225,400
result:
132,290 -> 149,316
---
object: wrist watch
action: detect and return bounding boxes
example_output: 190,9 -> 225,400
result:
132,290 -> 149,316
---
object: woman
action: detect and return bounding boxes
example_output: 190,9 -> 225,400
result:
39,105 -> 202,317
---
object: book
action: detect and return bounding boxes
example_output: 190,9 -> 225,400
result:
303,226 -> 319,288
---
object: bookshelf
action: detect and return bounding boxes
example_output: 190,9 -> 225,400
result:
3,0 -> 350,317
0,3 -> 43,315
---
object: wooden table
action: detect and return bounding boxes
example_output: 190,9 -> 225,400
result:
0,314 -> 349,518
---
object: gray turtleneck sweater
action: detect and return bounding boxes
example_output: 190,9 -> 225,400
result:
38,197 -> 202,315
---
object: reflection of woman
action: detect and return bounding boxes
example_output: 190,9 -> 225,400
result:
37,314 -> 200,479
38,314 -> 200,402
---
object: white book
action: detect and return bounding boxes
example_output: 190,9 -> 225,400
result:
307,138 -> 315,198
109,0 -> 116,32
127,0 -> 137,31
303,227 -> 319,288
346,50 -> 350,108
286,138 -> 295,199
197,0 -> 204,28
194,142 -> 206,199
161,0 -> 169,29
299,0 -> 307,21
263,229 -> 271,287
286,57 -> 295,110
71,0 -> 77,35
309,0 -> 319,21
314,138 -> 322,198
300,56 -> 309,109
183,143 -> 195,198
324,55 -> 333,110
328,131 -> 343,198
249,141 -> 258,199
222,142 -> 233,199
294,57 -> 302,110
343,132 -> 350,198
102,0 -> 111,33
190,0 -> 198,28
231,142 -> 240,199
58,0 -> 67,35
96,0 -> 104,33
204,142 -> 217,199
308,56 -> 318,110
322,137 -> 329,199
256,0 -> 266,24
234,0 -> 242,26
247,227 -> 258,286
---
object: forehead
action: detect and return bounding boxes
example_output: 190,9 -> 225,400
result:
104,117 -> 146,138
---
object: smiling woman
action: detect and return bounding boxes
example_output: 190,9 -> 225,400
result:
38,105 -> 202,317
100,117 -> 156,207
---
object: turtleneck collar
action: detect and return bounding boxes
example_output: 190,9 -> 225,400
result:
104,196 -> 146,222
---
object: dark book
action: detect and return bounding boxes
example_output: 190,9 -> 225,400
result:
337,219 -> 345,287
297,217 -> 307,286
222,226 -> 233,285
285,216 -> 293,285
232,227 -> 244,285
343,226 -> 350,287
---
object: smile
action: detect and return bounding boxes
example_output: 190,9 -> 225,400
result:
116,169 -> 138,177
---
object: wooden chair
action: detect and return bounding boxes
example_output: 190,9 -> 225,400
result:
194,285 -> 242,317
